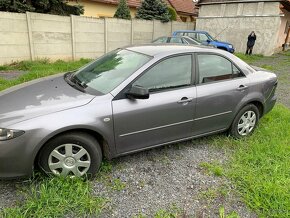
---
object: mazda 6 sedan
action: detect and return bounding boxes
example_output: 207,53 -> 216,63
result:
0,45 -> 277,178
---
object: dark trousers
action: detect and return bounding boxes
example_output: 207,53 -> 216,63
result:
246,46 -> 253,55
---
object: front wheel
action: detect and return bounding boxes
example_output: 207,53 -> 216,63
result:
229,104 -> 259,138
38,132 -> 102,178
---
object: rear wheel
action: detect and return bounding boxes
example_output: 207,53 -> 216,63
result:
38,132 -> 102,178
230,104 -> 259,138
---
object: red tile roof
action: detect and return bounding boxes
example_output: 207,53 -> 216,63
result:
91,0 -> 141,8
91,0 -> 197,14
167,0 -> 197,15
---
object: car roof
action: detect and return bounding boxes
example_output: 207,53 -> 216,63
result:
174,30 -> 208,34
124,44 -> 216,57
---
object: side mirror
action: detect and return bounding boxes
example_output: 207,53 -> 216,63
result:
126,85 -> 149,99
206,39 -> 211,43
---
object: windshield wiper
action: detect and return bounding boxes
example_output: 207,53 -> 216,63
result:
65,73 -> 87,92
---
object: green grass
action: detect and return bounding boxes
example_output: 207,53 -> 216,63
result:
219,207 -> 240,218
260,64 -> 275,71
0,176 -> 108,218
199,161 -> 224,177
134,204 -> 183,218
0,59 -> 91,91
235,53 -> 265,64
210,104 -> 290,218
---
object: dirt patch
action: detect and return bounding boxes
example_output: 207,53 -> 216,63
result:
0,71 -> 26,80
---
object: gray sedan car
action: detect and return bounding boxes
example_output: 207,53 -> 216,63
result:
0,45 -> 277,178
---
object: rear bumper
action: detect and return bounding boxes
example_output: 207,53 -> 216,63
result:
264,95 -> 277,115
263,81 -> 278,116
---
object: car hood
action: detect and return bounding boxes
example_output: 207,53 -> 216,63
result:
0,74 -> 95,127
213,40 -> 232,46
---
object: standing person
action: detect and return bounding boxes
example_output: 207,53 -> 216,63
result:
246,31 -> 256,55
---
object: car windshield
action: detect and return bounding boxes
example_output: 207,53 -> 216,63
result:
206,33 -> 216,41
185,37 -> 202,45
70,49 -> 151,94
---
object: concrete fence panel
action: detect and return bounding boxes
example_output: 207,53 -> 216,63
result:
74,16 -> 105,59
107,18 -> 131,52
30,13 -> 72,60
132,19 -> 154,45
153,20 -> 172,39
0,12 -> 195,65
0,12 -> 30,64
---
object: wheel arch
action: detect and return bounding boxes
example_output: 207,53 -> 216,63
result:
34,127 -> 114,169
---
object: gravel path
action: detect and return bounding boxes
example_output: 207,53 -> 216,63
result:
0,52 -> 288,217
94,142 -> 256,217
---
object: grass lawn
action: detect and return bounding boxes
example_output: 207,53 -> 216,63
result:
0,59 -> 91,92
0,54 -> 289,217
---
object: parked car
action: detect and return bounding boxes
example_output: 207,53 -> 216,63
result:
152,36 -> 216,48
173,30 -> 235,53
152,36 -> 203,45
0,45 -> 277,178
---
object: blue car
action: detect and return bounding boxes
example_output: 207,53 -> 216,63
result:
173,30 -> 235,53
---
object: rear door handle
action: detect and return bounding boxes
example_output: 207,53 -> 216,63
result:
177,97 -> 193,104
236,85 -> 248,91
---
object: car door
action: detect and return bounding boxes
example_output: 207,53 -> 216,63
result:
112,54 -> 196,154
193,53 -> 249,135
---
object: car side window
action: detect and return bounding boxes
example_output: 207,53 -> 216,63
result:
170,37 -> 183,44
185,32 -> 197,38
133,55 -> 192,92
198,33 -> 209,41
153,37 -> 168,43
197,54 -> 244,84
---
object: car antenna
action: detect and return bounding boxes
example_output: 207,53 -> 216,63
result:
213,26 -> 229,40
213,19 -> 239,40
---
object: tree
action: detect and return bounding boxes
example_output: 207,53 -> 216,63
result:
114,0 -> 131,20
0,0 -> 84,16
167,6 -> 177,21
136,0 -> 170,23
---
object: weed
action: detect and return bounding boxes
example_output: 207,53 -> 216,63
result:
199,162 -> 224,177
200,188 -> 219,201
154,204 -> 183,218
110,178 -> 126,191
219,206 -> 240,218
199,185 -> 229,202
100,160 -> 113,174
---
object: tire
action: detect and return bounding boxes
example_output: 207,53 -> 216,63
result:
38,132 -> 102,178
229,104 -> 259,138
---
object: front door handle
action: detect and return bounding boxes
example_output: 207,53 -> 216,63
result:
236,85 -> 248,91
177,97 -> 193,104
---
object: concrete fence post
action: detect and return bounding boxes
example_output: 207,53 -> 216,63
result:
104,18 -> 108,53
131,19 -> 134,45
70,15 -> 76,60
26,12 -> 35,61
171,21 -> 173,34
152,19 -> 155,40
